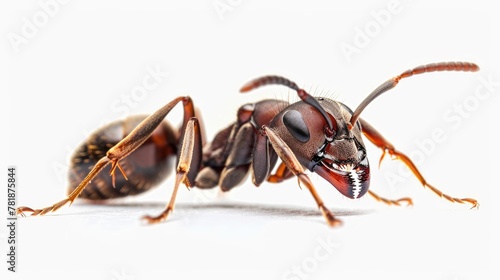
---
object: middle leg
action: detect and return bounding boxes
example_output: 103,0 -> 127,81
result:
143,118 -> 202,223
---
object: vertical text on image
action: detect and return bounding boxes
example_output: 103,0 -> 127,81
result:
6,167 -> 18,273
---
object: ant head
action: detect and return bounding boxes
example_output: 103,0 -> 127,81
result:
241,76 -> 371,199
276,98 -> 371,199
309,99 -> 370,199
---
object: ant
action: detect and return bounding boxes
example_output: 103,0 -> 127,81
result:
17,61 -> 479,226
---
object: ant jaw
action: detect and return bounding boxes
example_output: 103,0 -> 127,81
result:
314,157 -> 370,199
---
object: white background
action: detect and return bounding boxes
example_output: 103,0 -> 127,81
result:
1,1 -> 499,279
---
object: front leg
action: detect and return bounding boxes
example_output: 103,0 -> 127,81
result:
267,162 -> 295,183
260,126 -> 342,227
360,118 -> 478,208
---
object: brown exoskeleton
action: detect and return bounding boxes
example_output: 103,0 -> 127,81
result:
17,62 -> 480,226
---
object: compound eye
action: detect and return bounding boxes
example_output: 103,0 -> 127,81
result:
283,110 -> 310,143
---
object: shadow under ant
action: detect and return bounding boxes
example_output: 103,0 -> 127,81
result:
69,200 -> 373,218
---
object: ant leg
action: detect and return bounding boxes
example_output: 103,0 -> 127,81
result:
267,162 -> 295,183
143,118 -> 201,223
17,96 -> 199,217
262,126 -> 342,227
368,190 -> 413,207
360,118 -> 478,209
16,157 -> 112,216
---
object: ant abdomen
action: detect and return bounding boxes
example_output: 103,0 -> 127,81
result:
67,115 -> 178,200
